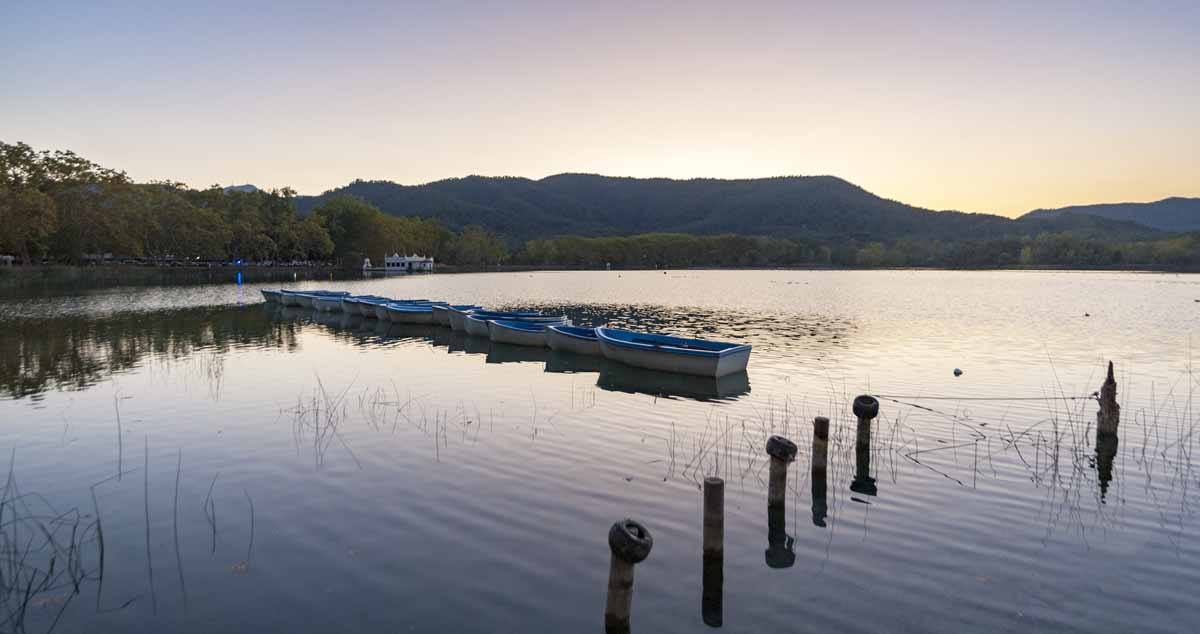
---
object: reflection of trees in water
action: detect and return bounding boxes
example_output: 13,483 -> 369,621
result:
0,306 -> 299,400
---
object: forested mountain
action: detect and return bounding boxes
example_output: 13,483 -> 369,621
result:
1021,197 -> 1200,232
296,174 -> 1161,242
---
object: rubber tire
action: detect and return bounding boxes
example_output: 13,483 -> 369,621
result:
766,435 -> 798,462
853,395 -> 880,420
609,519 -> 653,563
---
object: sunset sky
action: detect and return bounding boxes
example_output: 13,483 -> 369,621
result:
3,1 -> 1197,216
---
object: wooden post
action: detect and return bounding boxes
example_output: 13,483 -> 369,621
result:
701,477 -> 723,627
1095,361 -> 1120,501
605,519 -> 653,634
811,417 -> 829,527
851,396 -> 879,496
766,435 -> 798,508
1097,361 -> 1120,435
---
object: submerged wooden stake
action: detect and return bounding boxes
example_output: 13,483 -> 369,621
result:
605,519 -> 653,634
701,477 -> 724,627
766,435 -> 798,508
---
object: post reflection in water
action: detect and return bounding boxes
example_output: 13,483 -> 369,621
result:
765,505 -> 795,569
1096,429 -> 1119,502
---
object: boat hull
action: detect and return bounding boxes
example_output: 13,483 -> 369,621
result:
314,297 -> 342,312
596,330 -> 751,378
358,302 -> 379,318
489,323 -> 547,347
464,315 -> 492,338
386,307 -> 435,324
295,294 -> 314,308
374,305 -> 391,321
546,327 -> 601,356
431,305 -> 450,326
261,289 -> 282,303
448,309 -> 473,332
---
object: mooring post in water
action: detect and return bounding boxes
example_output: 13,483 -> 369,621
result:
766,435 -> 798,508
811,416 -> 829,527
851,396 -> 879,496
1095,361 -> 1121,500
701,477 -> 724,627
605,519 -> 653,634
1097,361 -> 1120,435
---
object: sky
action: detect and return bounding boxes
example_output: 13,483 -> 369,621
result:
2,1 -> 1197,216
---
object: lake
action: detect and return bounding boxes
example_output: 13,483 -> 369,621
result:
0,269 -> 1197,633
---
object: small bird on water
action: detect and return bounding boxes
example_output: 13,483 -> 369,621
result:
953,368 -> 963,377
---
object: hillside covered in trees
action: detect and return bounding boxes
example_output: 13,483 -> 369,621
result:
1022,197 -> 1200,232
3,141 -> 1198,270
297,174 -> 1163,243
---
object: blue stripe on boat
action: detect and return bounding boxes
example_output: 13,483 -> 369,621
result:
548,325 -> 598,341
491,319 -> 552,332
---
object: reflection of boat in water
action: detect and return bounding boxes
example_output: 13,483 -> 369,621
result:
598,363 -> 750,400
596,328 -> 751,378
545,350 -> 607,374
486,342 -> 550,365
463,333 -> 491,355
381,322 -> 438,343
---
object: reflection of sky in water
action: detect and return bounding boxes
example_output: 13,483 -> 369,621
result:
0,270 -> 1197,632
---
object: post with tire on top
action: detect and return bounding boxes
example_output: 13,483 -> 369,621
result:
605,519 -> 653,634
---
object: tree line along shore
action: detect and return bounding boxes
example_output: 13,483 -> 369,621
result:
3,141 -> 1198,272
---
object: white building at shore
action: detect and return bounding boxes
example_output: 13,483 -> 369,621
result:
363,253 -> 435,273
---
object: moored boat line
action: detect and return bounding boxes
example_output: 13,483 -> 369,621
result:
265,289 -> 752,378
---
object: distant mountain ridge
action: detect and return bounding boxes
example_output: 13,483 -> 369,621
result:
294,174 -> 1169,242
1021,197 -> 1200,232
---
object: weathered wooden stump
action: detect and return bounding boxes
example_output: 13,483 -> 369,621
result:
851,396 -> 879,496
1097,361 -> 1120,435
605,519 -> 653,634
1095,361 -> 1120,501
811,416 -> 829,527
701,477 -> 723,627
766,435 -> 797,508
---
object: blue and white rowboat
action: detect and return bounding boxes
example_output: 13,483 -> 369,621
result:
464,313 -> 567,338
384,303 -> 436,324
546,325 -> 602,357
488,319 -> 554,347
595,328 -> 751,378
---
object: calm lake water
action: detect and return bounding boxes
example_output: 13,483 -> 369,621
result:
1,270 -> 1197,633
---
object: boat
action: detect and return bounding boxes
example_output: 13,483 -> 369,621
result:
464,313 -> 566,338
283,289 -> 349,309
448,307 -> 477,332
313,295 -> 345,312
595,328 -> 752,378
384,303 -> 436,324
433,304 -> 479,327
261,289 -> 283,303
488,319 -> 553,347
352,295 -> 392,318
546,325 -> 601,356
